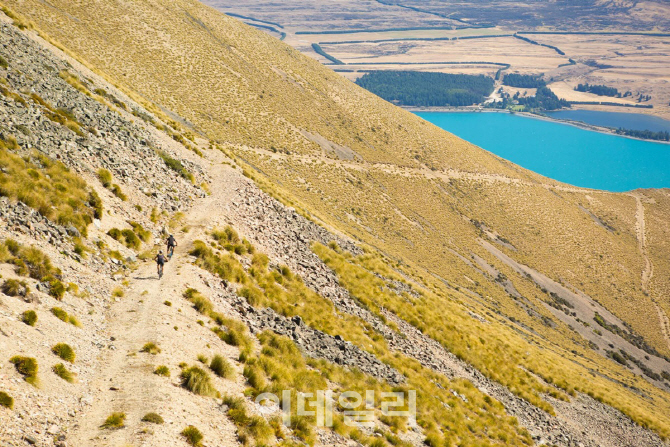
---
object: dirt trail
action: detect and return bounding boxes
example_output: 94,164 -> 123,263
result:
630,192 -> 670,352
240,146 -> 608,194
68,158 -> 241,446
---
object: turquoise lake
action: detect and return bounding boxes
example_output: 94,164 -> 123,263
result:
415,111 -> 670,192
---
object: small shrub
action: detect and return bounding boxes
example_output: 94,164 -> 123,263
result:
21,310 -> 37,326
220,328 -> 250,348
108,228 -> 122,241
141,342 -> 161,355
52,343 -> 76,363
111,184 -> 127,201
89,190 -> 103,219
129,221 -> 151,242
51,307 -> 68,322
180,366 -> 218,396
68,315 -> 81,327
112,287 -> 124,298
52,363 -> 74,382
1,279 -> 27,296
243,365 -> 266,391
210,355 -> 234,379
0,391 -> 14,409
101,412 -> 126,429
158,150 -> 194,182
121,229 -> 140,249
97,168 -> 112,188
154,365 -> 170,377
9,356 -> 38,385
51,307 -> 80,326
49,279 -> 66,300
183,288 -> 214,315
181,426 -> 204,446
142,412 -> 164,424
164,300 -> 172,306
248,415 -> 273,443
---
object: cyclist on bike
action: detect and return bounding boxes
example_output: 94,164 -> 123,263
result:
166,234 -> 177,258
155,250 -> 167,278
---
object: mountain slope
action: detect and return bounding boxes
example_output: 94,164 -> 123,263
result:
0,1 -> 670,446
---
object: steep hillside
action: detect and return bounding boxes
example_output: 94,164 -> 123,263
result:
0,2 -> 670,447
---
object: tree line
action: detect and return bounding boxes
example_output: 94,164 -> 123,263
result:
503,73 -> 546,88
616,128 -> 670,141
355,71 -> 494,107
575,83 -> 619,97
516,86 -> 570,110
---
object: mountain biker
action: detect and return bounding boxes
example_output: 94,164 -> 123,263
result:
166,234 -> 177,258
155,250 -> 166,278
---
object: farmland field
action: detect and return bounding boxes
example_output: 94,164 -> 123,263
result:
201,0 -> 670,119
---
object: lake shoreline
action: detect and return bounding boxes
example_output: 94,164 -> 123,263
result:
403,106 -> 670,145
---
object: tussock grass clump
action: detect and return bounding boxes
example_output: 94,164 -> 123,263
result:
97,168 -> 113,188
157,150 -> 194,183
221,395 -> 273,445
101,412 -> 126,429
1,241 -> 65,300
212,227 -> 254,255
181,425 -> 203,446
49,280 -> 66,300
88,190 -> 103,219
189,241 -> 247,284
52,363 -> 75,382
141,342 -> 161,355
197,354 -> 209,364
210,355 -> 234,379
0,391 -> 13,409
129,222 -> 151,242
1,278 -> 28,297
59,70 -> 90,95
21,310 -> 37,326
154,365 -> 170,377
0,85 -> 27,106
142,412 -> 164,424
10,356 -> 38,385
110,184 -> 127,201
108,228 -> 141,249
180,366 -> 218,397
51,307 -> 81,327
52,343 -> 76,363
213,325 -> 251,350
29,92 -> 85,136
96,169 -> 126,200
183,288 -> 213,315
0,5 -> 32,29
0,147 -> 95,235
112,287 -> 124,298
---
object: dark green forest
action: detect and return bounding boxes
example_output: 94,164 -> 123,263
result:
575,83 -> 620,97
355,71 -> 494,106
517,86 -> 570,110
503,73 -> 546,88
616,128 -> 670,141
